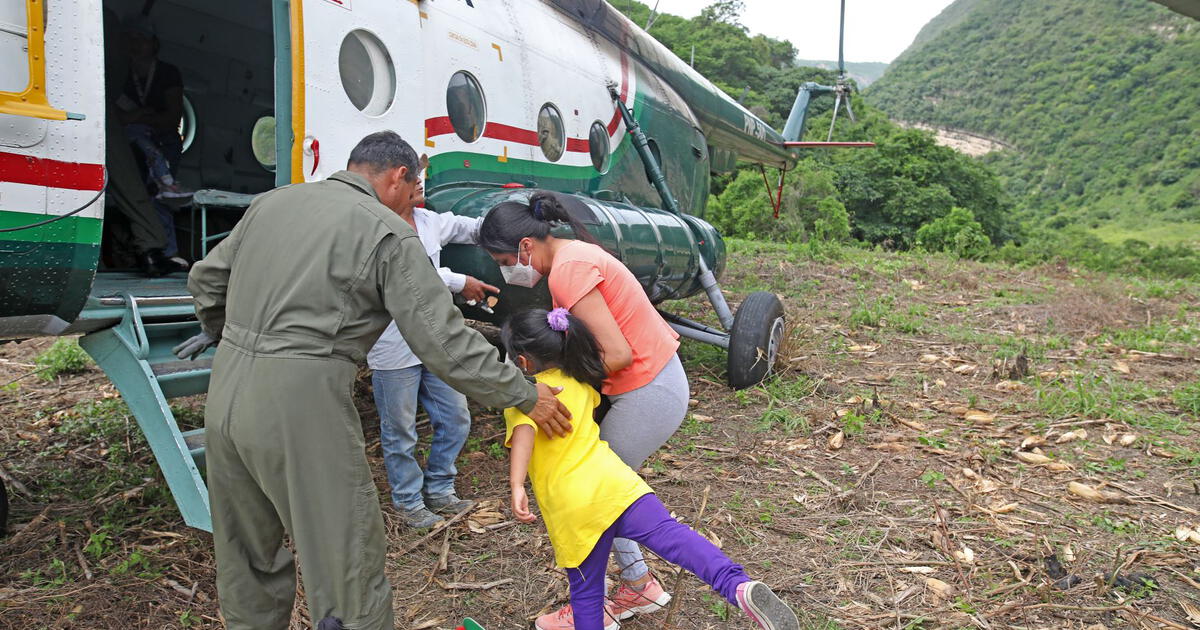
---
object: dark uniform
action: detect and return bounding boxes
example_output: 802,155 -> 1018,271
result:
189,170 -> 537,629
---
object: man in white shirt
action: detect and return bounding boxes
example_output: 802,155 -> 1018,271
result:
368,170 -> 499,528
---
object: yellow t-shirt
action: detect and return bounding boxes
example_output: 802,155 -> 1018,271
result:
505,369 -> 653,568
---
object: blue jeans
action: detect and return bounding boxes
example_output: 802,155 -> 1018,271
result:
371,366 -> 471,511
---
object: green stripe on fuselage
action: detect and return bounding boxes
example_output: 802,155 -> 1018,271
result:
0,210 -> 102,326
0,209 -> 103,245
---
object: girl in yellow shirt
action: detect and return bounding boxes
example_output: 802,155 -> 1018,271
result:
504,308 -> 799,630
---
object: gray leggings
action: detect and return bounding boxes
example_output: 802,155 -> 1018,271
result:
600,353 -> 690,582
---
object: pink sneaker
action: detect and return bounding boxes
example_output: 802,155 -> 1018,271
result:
735,582 -> 799,630
534,603 -> 619,630
608,576 -> 672,620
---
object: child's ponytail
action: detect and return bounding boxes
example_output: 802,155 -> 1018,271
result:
501,308 -> 608,392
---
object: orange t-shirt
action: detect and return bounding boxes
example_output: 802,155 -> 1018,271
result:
548,241 -> 680,395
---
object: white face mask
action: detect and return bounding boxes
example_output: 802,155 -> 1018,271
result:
499,244 -> 543,288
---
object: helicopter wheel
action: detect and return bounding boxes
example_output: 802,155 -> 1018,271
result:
0,475 -> 8,537
726,292 -> 785,389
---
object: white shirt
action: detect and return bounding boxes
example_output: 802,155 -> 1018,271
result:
367,207 -> 484,370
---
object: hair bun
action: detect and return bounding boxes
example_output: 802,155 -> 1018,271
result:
547,307 -> 570,332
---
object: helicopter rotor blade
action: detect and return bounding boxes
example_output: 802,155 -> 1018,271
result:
838,0 -> 846,79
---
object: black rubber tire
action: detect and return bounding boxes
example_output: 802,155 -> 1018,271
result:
726,291 -> 785,389
0,476 -> 7,537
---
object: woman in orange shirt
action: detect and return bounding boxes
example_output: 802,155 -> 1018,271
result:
479,192 -> 690,629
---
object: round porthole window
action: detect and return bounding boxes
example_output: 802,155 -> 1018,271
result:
338,29 -> 395,116
537,104 -> 565,162
251,115 -> 276,172
588,121 -> 610,173
446,71 -> 486,142
179,94 -> 196,153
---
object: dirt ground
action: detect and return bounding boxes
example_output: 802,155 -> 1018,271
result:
2,240 -> 1200,629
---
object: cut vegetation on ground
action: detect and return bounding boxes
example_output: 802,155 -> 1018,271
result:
3,239 -> 1200,629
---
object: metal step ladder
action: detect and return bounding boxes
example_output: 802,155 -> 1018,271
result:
78,293 -> 213,532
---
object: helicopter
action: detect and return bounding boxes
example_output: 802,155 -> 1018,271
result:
0,0 -> 867,533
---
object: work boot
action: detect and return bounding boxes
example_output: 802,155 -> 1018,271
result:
735,581 -> 799,630
425,493 -> 474,515
399,505 -> 442,529
608,575 -> 671,620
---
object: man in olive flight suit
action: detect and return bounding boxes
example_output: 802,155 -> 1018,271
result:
180,131 -> 571,630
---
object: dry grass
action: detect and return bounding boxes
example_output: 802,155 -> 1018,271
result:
3,241 -> 1200,629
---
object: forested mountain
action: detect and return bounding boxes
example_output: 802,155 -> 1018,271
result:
608,1 -> 1009,245
868,0 -> 1200,245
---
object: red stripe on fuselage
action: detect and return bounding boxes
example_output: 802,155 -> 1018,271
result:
425,51 -> 630,154
0,152 -> 105,191
606,51 -> 629,136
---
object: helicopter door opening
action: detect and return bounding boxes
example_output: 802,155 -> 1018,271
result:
95,0 -> 280,295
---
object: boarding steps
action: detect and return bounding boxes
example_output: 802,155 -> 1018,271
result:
79,293 -> 214,532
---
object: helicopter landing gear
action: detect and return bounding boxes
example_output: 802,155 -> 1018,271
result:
0,475 -> 8,537
662,290 -> 785,390
727,292 -> 785,389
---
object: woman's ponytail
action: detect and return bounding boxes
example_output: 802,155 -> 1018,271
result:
478,190 -> 602,253
527,191 -> 602,248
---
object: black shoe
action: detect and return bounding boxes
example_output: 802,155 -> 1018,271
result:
138,249 -> 167,278
161,255 -> 190,275
140,249 -> 189,276
316,616 -> 345,630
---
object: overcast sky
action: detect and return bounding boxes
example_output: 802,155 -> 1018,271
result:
643,0 -> 958,63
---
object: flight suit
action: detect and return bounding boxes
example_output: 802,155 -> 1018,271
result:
188,170 -> 537,630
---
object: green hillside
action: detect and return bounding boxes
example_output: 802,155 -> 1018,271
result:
868,0 -> 1200,245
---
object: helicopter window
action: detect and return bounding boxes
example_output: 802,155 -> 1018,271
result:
446,71 -> 486,142
0,0 -> 30,93
537,104 -> 565,162
251,115 -> 277,172
179,94 -> 197,153
338,29 -> 395,116
588,121 -> 610,173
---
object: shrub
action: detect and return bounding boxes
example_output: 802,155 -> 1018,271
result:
35,337 -> 92,381
915,207 -> 993,259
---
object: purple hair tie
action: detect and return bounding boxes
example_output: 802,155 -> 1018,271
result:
547,308 -> 570,332
532,199 -> 545,220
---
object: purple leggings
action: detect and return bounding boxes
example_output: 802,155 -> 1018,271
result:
568,494 -> 749,630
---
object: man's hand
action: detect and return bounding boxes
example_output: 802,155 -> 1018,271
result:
511,485 -> 536,523
460,276 -> 500,303
527,383 -> 572,438
172,331 -> 217,360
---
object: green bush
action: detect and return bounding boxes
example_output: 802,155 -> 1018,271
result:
35,337 -> 92,381
708,159 -> 850,244
915,207 -> 992,259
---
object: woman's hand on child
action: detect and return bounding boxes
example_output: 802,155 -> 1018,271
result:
511,486 -> 537,523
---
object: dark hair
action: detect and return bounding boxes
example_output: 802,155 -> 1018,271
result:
347,131 -> 419,182
478,191 -> 602,254
501,309 -> 607,392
